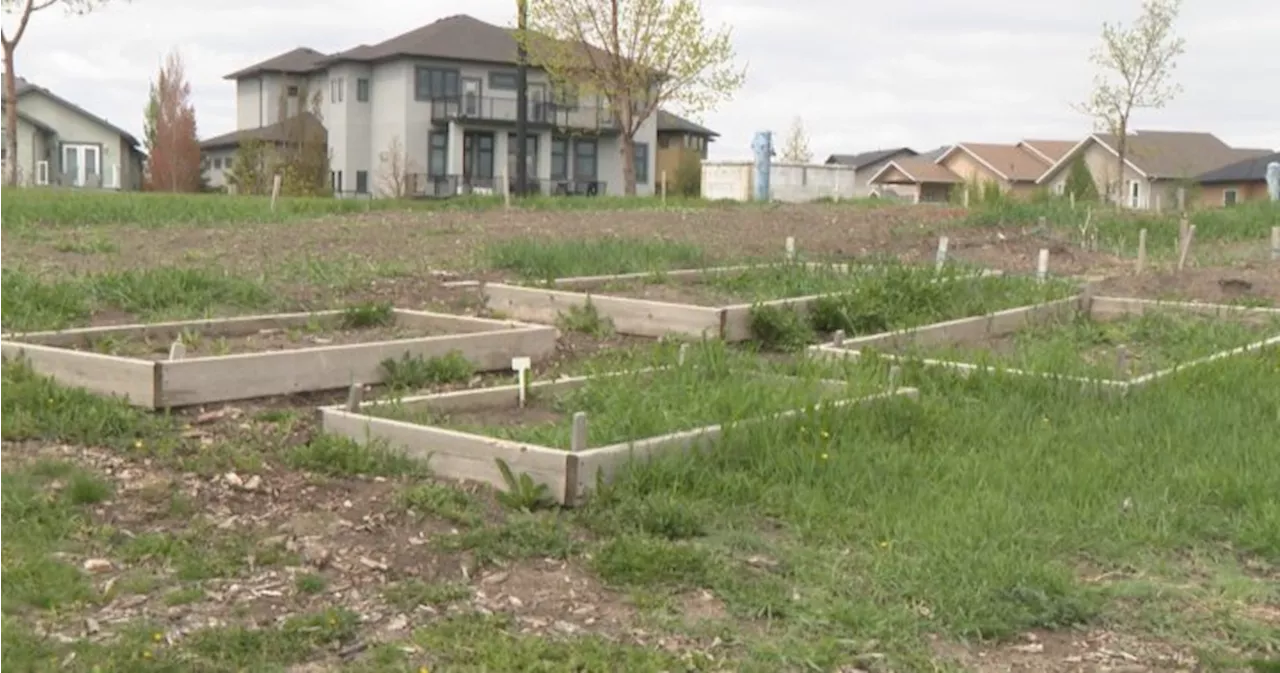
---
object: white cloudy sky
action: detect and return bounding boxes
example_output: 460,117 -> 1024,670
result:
8,0 -> 1278,159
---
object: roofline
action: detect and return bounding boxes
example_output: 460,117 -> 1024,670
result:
1197,176 -> 1267,185
868,159 -> 917,184
1035,134 -> 1149,184
936,143 -> 1018,182
15,85 -> 140,148
1017,141 -> 1055,165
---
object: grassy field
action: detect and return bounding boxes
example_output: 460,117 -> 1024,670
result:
2,192 -> 1278,672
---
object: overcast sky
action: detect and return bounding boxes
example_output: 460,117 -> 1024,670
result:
8,0 -> 1278,160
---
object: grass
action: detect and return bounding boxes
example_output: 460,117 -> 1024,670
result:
0,188 -> 723,230
485,236 -> 712,281
898,309 -> 1280,379
373,341 -> 876,450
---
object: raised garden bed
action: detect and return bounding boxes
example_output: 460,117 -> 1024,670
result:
809,295 -> 1280,390
0,309 -> 558,408
320,356 -> 919,506
483,263 -> 1068,345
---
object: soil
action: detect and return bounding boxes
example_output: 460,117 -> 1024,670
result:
592,278 -> 750,306
1094,265 -> 1280,305
927,326 -> 1160,379
65,323 -> 442,360
415,400 -> 568,439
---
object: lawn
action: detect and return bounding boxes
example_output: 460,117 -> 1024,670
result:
2,192 -> 1277,672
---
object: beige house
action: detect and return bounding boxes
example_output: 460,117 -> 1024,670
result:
934,142 -> 1058,196
867,157 -> 962,203
1036,131 -> 1271,210
1193,151 -> 1279,208
0,76 -> 144,190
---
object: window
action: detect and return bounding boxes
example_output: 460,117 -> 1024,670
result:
330,170 -> 343,191
1128,180 -> 1140,208
415,67 -> 460,101
428,131 -> 448,177
286,85 -> 299,97
213,157 -> 222,169
1223,188 -> 1238,207
573,139 -> 597,181
489,72 -> 518,90
507,133 -> 539,181
553,83 -> 578,109
35,160 -> 49,185
633,142 -> 649,184
550,137 -> 568,180
658,135 -> 670,149
356,170 -> 369,194
1053,181 -> 1066,195
330,78 -> 344,103
356,78 -> 370,102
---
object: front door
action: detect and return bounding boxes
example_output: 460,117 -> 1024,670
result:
462,132 -> 495,183
62,144 -> 100,187
462,78 -> 482,117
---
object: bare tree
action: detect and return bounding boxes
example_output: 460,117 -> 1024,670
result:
1077,0 -> 1185,204
377,136 -> 419,198
778,116 -> 812,163
2,0 -> 126,186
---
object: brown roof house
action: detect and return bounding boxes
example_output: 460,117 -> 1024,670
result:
213,14 -> 662,198
934,142 -> 1058,197
867,156 -> 962,203
824,147 -> 919,197
1193,150 -> 1280,208
1035,130 -> 1272,210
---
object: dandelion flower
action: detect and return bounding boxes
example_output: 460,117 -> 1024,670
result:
820,453 -> 828,460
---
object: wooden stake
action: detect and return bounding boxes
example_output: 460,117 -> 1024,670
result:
677,343 -> 689,365
511,356 -> 532,408
660,170 -> 667,206
346,383 -> 363,412
832,329 -> 845,348
1036,248 -> 1050,283
1177,224 -> 1195,272
962,189 -> 970,208
571,412 -> 588,453
888,365 -> 901,392
935,236 -> 949,272
1079,283 -> 1095,315
1271,226 -> 1279,261
270,174 -> 282,211
501,163 -> 511,209
1135,228 -> 1147,274
1178,216 -> 1189,251
1069,191 -> 1076,209
785,236 -> 796,261
168,340 -> 185,361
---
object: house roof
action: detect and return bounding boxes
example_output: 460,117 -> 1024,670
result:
869,157 -> 961,184
1040,131 -> 1270,183
917,145 -> 950,161
1195,150 -> 1280,184
223,47 -> 329,80
656,110 -> 718,138
1018,139 -> 1076,165
937,143 -> 1049,182
3,76 -> 141,148
199,112 -> 327,151
824,147 -> 916,169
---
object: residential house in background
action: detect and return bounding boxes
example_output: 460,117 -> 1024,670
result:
1017,139 -> 1075,166
934,142 -> 1057,196
655,110 -> 717,193
867,156 -> 961,203
1194,150 -> 1280,208
824,147 -> 917,197
213,14 -> 658,197
0,76 -> 144,190
199,113 -> 327,189
1036,131 -> 1271,210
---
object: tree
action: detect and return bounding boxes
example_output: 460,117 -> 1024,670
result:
143,48 -> 201,192
2,0 -> 125,186
377,135 -> 418,198
778,116 -> 812,163
516,0 -> 745,196
1063,155 -> 1100,202
274,85 -> 329,196
1078,0 -> 1185,204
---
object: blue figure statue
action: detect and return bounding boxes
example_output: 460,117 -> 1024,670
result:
1266,161 -> 1279,202
751,131 -> 773,201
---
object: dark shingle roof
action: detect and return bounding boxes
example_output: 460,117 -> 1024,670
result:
824,147 -> 916,169
223,47 -> 329,80
3,76 -> 140,148
1195,151 -> 1280,183
200,113 -> 326,151
656,110 -> 718,138
1094,131 -> 1271,179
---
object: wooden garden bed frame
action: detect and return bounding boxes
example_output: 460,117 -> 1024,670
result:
807,295 -> 1280,391
1,309 -> 558,408
483,262 -> 1001,342
320,367 -> 919,506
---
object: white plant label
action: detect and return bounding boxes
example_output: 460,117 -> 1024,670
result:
511,357 -> 532,408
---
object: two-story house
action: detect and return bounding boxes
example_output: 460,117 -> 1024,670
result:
215,14 -> 659,197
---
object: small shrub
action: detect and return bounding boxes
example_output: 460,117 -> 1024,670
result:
339,301 -> 394,329
380,351 -> 474,391
557,300 -> 614,337
748,303 -> 814,351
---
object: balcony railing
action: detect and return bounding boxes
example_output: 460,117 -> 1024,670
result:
429,96 -> 617,133
405,174 -> 608,199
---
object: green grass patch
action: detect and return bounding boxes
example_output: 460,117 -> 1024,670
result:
485,236 -> 711,281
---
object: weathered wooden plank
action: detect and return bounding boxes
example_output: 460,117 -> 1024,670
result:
483,283 -> 724,338
836,297 -> 1080,351
8,311 -> 348,348
0,341 -> 157,407
1091,296 -> 1280,325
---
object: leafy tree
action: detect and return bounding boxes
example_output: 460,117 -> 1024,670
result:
778,116 -> 812,163
671,147 -> 701,197
516,0 -> 745,196
1063,155 -> 1100,202
2,0 -> 127,186
228,139 -> 269,194
1078,0 -> 1185,204
143,48 -> 201,192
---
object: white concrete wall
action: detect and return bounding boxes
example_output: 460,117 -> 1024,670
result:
701,161 -> 858,202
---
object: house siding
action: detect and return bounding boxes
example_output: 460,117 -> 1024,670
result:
1197,181 -> 1269,208
7,90 -> 138,189
1044,141 -> 1150,208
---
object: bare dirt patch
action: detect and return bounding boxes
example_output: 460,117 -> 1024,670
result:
932,629 -> 1205,672
1094,266 -> 1280,305
66,324 -> 441,359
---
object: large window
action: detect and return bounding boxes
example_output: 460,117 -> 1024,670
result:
329,78 -> 344,103
489,72 -> 518,90
356,78 -> 370,102
573,139 -> 597,181
356,170 -> 369,194
429,131 -> 448,177
633,142 -> 649,184
415,67 -> 460,101
551,137 -> 568,180
507,133 -> 539,180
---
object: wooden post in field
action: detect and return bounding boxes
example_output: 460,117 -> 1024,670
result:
571,412 -> 588,453
270,174 -> 282,211
660,171 -> 667,206
1178,216 -> 1189,251
1176,186 -> 1186,212
832,329 -> 845,348
1136,228 -> 1147,274
785,236 -> 796,261
1069,191 -> 1076,210
346,383 -> 363,412
677,343 -> 689,365
501,163 -> 511,209
511,356 -> 531,407
935,236 -> 949,272
1271,226 -> 1279,261
888,365 -> 901,392
168,341 -> 185,361
1177,224 -> 1196,272
1154,192 -> 1162,214
962,189 -> 970,208
1036,248 -> 1050,283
